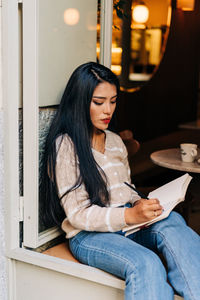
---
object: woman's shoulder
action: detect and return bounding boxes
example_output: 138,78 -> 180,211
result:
55,134 -> 79,165
56,133 -> 75,153
105,130 -> 122,141
105,130 -> 124,147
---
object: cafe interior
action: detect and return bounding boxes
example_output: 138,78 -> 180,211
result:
2,1 -> 199,298
100,0 -> 200,233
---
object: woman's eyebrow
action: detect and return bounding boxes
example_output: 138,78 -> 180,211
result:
92,94 -> 117,99
92,96 -> 106,99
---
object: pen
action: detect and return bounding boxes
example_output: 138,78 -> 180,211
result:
124,182 -> 149,199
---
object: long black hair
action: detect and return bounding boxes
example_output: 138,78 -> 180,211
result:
42,62 -> 120,226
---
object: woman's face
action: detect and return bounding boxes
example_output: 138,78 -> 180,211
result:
90,82 -> 117,132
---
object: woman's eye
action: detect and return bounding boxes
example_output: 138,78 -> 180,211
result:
111,99 -> 117,104
93,101 -> 103,106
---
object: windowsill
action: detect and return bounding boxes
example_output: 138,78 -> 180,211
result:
7,247 -> 184,300
7,247 -> 125,290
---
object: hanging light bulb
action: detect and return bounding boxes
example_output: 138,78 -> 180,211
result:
177,0 -> 195,11
132,2 -> 149,24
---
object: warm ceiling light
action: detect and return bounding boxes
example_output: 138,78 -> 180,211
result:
63,8 -> 80,25
132,4 -> 149,23
177,0 -> 195,11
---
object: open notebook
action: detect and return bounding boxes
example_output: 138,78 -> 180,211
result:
123,173 -> 192,236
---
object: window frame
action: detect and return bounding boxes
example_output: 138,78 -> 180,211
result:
4,0 -> 113,249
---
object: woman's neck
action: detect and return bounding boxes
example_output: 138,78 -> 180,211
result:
92,129 -> 106,154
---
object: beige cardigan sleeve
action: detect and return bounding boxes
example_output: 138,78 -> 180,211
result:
56,135 -> 127,232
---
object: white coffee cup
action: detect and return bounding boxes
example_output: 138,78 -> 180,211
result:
180,143 -> 198,162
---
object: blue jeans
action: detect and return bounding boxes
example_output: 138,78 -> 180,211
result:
69,212 -> 200,300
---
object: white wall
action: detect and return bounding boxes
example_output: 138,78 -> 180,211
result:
0,4 -> 2,110
0,3 -> 8,300
0,112 -> 7,300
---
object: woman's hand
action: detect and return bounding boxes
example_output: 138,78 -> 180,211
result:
125,198 -> 163,225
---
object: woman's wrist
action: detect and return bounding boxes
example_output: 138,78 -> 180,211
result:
125,207 -> 135,225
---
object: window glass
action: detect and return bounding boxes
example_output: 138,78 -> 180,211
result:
38,0 -> 99,235
111,0 -> 171,89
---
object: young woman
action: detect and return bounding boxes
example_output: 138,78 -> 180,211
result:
43,62 -> 200,300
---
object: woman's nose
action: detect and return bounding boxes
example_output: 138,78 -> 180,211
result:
103,103 -> 111,114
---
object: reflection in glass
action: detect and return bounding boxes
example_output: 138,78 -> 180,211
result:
96,0 -> 101,63
110,0 -> 171,89
63,8 -> 80,25
132,4 -> 149,23
177,0 -> 195,11
38,0 -> 98,233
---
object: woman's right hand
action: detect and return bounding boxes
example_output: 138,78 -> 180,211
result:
124,198 -> 163,225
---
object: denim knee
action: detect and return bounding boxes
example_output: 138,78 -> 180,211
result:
165,211 -> 186,225
127,249 -> 166,280
125,250 -> 173,300
151,211 -> 186,233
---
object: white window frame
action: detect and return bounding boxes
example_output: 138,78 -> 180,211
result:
22,0 -> 63,248
3,0 -> 20,251
3,0 -> 113,249
100,0 -> 113,68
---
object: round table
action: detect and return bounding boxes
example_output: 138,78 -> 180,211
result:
150,148 -> 200,222
150,148 -> 200,174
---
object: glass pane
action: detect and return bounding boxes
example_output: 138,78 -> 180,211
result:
111,5 -> 123,76
111,0 -> 171,89
39,108 -> 57,233
96,0 -> 101,63
38,0 -> 98,233
38,0 -> 98,107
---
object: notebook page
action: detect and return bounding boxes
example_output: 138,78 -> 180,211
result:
148,173 -> 192,207
123,173 -> 192,235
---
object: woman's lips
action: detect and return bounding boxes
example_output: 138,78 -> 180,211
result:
102,118 -> 111,124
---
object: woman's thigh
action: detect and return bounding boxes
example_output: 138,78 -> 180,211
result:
130,211 -> 200,253
69,230 -> 166,281
130,211 -> 200,299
